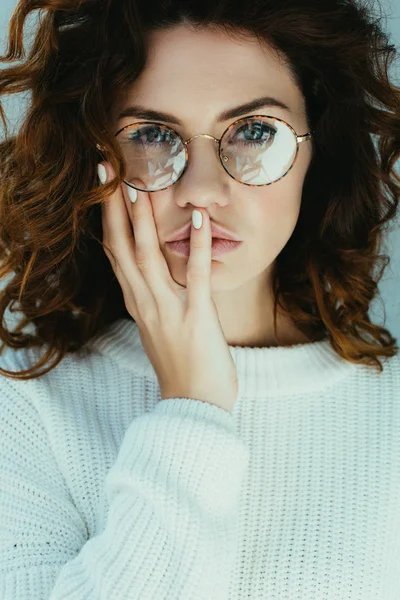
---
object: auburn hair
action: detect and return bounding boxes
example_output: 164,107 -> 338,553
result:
0,0 -> 399,380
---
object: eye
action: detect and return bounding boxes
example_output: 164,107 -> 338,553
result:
127,125 -> 176,146
233,120 -> 277,146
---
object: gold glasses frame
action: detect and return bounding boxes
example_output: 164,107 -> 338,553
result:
96,114 -> 314,193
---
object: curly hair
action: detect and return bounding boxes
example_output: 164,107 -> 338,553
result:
0,0 -> 399,380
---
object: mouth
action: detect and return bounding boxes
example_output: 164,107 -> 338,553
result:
166,222 -> 241,243
166,237 -> 242,258
169,237 -> 230,242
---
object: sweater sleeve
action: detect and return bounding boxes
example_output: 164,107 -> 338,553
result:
0,374 -> 249,600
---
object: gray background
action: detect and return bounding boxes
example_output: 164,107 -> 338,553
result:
0,0 -> 399,342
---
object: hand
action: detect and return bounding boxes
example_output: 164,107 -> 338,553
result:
99,163 -> 239,413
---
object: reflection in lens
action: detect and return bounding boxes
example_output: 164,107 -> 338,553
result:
116,123 -> 186,192
115,117 -> 297,192
220,117 -> 297,185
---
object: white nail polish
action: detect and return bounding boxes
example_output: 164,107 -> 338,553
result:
127,185 -> 137,203
97,164 -> 107,185
192,209 -> 202,229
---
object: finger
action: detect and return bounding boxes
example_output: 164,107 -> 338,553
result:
99,163 -> 155,317
101,197 -> 144,323
121,177 -> 180,303
186,208 -> 213,310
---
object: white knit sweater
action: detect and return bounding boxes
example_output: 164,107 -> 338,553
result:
0,317 -> 399,599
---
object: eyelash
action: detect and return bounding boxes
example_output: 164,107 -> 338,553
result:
127,120 -> 277,148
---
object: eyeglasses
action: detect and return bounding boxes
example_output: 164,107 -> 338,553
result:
96,114 -> 314,193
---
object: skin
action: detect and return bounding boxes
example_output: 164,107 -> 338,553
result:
109,24 -> 315,348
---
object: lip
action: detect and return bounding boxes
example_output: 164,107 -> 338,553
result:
166,221 -> 241,242
166,238 -> 242,259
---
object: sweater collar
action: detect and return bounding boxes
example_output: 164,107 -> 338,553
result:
87,318 -> 358,397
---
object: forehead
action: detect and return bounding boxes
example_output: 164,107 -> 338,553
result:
111,25 -> 306,127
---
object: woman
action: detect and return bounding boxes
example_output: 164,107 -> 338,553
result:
0,0 -> 399,598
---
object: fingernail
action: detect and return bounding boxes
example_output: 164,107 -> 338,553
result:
192,209 -> 203,230
97,163 -> 107,185
127,184 -> 137,204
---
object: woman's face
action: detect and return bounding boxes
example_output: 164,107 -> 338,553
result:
110,24 -> 314,294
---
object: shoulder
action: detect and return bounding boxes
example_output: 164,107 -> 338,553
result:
0,343 -> 98,416
379,351 -> 400,380
356,351 -> 400,414
0,340 -> 141,431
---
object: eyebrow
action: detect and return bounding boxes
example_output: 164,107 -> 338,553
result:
117,95 -> 292,125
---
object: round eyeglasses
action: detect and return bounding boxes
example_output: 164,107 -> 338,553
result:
96,115 -> 314,193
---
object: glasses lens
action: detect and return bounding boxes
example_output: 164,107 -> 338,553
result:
220,117 -> 297,185
116,123 -> 186,192
115,117 -> 298,192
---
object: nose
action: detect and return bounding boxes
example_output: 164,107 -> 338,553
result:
172,134 -> 232,209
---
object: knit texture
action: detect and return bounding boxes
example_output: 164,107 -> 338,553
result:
0,317 -> 399,599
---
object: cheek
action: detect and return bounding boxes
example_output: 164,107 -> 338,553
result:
258,183 -> 302,228
250,186 -> 302,253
